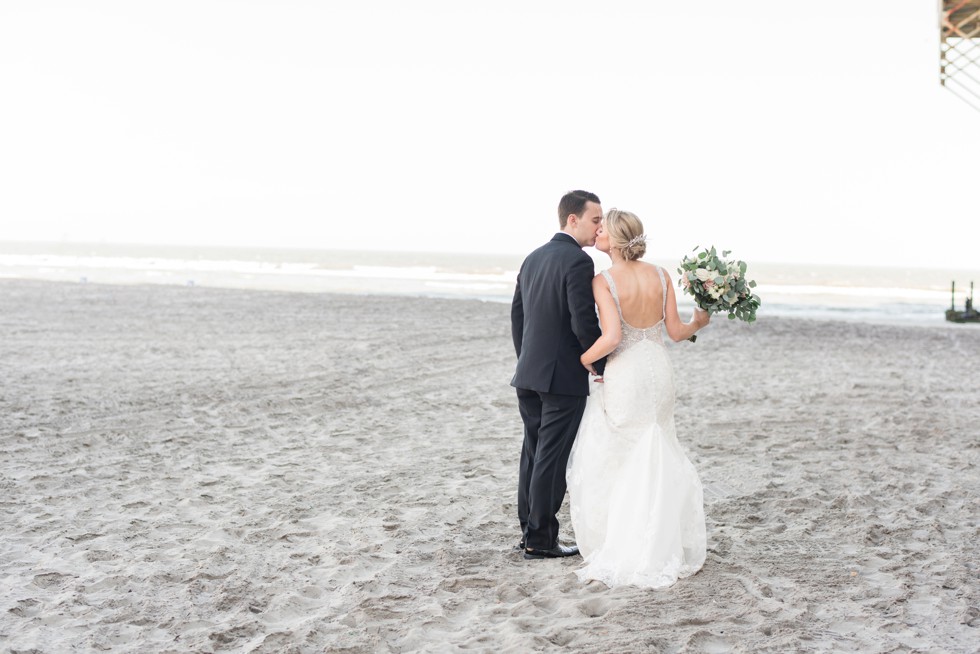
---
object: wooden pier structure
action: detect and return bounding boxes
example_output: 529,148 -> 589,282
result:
940,1 -> 980,111
946,281 -> 980,322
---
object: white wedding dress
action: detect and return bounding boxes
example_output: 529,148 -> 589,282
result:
567,267 -> 706,588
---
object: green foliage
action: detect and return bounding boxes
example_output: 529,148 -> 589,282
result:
676,245 -> 761,325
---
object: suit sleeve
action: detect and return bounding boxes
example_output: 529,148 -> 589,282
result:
511,271 -> 524,358
566,255 -> 605,374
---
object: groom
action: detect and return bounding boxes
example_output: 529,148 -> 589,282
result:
511,189 -> 605,560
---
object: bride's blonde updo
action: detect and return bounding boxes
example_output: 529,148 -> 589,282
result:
604,209 -> 647,261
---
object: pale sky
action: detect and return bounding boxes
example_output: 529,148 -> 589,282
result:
2,1 -> 977,268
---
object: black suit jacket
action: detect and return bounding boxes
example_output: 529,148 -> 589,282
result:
510,233 -> 604,396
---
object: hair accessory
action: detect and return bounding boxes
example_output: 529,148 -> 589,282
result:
626,234 -> 646,249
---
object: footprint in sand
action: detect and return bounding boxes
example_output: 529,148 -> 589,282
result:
33,572 -> 72,589
8,598 -> 42,618
686,629 -> 733,653
578,597 -> 611,618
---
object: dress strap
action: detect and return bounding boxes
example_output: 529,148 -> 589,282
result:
656,266 -> 667,317
600,269 -> 622,315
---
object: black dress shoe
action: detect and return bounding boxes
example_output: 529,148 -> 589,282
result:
523,544 -> 580,559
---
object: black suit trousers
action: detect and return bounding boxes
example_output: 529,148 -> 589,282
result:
517,387 -> 587,550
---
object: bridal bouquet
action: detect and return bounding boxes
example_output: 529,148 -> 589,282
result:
678,246 -> 760,340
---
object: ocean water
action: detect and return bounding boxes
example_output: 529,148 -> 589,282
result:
2,241 -> 978,327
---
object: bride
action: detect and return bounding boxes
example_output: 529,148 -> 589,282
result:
566,209 -> 710,588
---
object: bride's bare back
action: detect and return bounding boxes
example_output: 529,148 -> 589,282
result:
580,254 -> 708,368
604,261 -> 665,329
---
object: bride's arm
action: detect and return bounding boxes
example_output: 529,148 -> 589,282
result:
580,276 -> 621,367
663,270 -> 710,342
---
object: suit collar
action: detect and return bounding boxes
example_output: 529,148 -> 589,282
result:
552,232 -> 580,246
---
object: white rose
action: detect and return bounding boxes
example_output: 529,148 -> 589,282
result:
695,268 -> 712,282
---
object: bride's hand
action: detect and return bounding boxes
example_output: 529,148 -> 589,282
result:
582,361 -> 604,383
693,307 -> 710,329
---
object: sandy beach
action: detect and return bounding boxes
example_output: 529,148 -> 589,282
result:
1,278 -> 978,653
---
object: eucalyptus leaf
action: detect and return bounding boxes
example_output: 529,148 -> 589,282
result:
678,246 -> 761,327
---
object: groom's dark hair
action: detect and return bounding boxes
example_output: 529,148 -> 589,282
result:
558,190 -> 600,228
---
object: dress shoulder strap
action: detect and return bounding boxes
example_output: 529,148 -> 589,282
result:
600,269 -> 622,315
656,266 -> 667,317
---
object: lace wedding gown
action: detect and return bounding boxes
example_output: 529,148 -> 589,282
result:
567,267 -> 706,588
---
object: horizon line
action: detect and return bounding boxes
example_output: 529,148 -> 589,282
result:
0,238 -> 978,274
